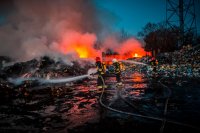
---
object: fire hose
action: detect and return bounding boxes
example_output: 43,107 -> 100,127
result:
157,76 -> 171,133
98,72 -> 200,131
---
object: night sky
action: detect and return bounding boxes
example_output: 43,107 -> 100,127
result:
0,0 -> 200,36
95,0 -> 200,36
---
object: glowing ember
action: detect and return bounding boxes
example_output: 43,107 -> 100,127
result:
57,32 -> 100,59
75,47 -> 88,58
132,53 -> 142,58
135,53 -> 138,57
57,32 -> 146,60
116,38 -> 146,59
133,53 -> 138,57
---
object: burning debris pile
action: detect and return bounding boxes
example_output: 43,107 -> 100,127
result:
0,54 -> 200,133
0,0 -> 200,133
1,56 -> 91,78
0,55 -> 98,132
0,0 -> 148,131
0,56 -> 94,103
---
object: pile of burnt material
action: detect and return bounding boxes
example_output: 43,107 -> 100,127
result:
0,56 -> 94,105
0,56 -> 95,132
1,56 -> 93,78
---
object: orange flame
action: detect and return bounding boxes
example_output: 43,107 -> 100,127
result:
57,32 -> 146,60
64,44 -> 98,58
132,53 -> 142,58
115,38 -> 146,59
57,32 -> 100,59
75,46 -> 89,58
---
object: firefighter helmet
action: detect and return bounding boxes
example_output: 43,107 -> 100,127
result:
95,57 -> 101,62
112,58 -> 117,63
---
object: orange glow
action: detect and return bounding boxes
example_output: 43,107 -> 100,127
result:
116,38 -> 146,59
57,32 -> 146,60
57,32 -> 100,59
75,47 -> 88,58
132,53 -> 142,58
131,73 -> 147,89
134,53 -> 138,57
59,42 -> 99,59
132,75 -> 142,82
102,51 -> 146,65
68,44 -> 98,58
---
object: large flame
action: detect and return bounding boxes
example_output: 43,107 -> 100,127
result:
119,38 -> 146,59
56,31 -> 146,60
75,47 -> 88,58
103,37 -> 146,60
56,31 -> 100,59
133,53 -> 139,58
64,43 -> 98,58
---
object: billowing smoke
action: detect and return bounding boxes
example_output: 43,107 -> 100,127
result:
53,30 -> 100,58
0,0 -> 145,62
0,0 -> 101,61
102,35 -> 146,58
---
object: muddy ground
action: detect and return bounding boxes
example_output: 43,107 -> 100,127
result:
0,59 -> 200,133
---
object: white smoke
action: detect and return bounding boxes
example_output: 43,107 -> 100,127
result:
0,0 -> 145,63
0,0 -> 101,62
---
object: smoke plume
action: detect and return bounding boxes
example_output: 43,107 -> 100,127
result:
102,35 -> 146,58
0,0 -> 101,61
0,0 -> 145,62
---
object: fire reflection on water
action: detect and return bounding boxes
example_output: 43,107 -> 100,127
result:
124,72 -> 148,97
60,72 -> 148,128
62,85 -> 100,128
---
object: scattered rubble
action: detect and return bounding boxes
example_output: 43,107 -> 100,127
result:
0,54 -> 200,133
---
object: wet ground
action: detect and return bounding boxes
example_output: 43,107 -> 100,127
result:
0,69 -> 200,133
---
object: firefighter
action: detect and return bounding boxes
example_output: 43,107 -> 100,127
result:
95,57 -> 106,88
150,57 -> 158,66
150,57 -> 158,71
112,58 -> 122,85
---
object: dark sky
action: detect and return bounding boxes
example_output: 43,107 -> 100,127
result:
0,0 -> 200,36
95,0 -> 200,36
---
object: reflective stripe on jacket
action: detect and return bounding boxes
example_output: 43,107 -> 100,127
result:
96,61 -> 105,75
113,62 -> 121,74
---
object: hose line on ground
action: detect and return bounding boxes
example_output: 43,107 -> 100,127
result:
98,74 -> 200,131
158,76 -> 171,133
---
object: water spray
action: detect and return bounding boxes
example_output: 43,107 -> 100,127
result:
121,60 -> 148,66
9,68 -> 97,86
42,68 -> 97,84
